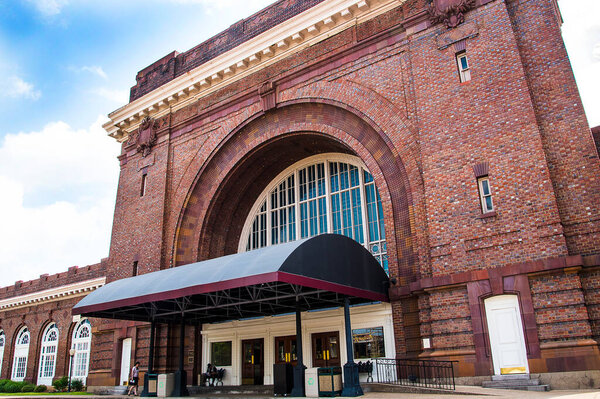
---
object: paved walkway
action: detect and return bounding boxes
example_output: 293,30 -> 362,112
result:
2,387 -> 600,398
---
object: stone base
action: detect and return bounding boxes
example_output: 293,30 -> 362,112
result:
538,370 -> 600,390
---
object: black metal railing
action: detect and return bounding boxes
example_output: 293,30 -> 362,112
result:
375,358 -> 457,390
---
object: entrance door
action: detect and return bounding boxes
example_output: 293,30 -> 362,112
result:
312,332 -> 341,367
275,335 -> 297,366
119,338 -> 132,385
241,339 -> 264,385
485,295 -> 529,375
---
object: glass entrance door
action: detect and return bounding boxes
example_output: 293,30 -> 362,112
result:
275,335 -> 297,366
311,332 -> 341,367
241,338 -> 264,385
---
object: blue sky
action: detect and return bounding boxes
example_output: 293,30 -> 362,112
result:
0,0 -> 598,287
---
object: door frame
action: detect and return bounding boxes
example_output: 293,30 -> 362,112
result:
119,338 -> 132,385
484,295 -> 529,375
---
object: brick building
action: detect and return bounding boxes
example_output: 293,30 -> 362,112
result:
1,0 -> 600,392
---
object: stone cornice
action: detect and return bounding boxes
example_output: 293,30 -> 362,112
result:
0,277 -> 106,311
103,0 -> 406,142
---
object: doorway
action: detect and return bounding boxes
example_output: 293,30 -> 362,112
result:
485,295 -> 529,375
241,338 -> 264,385
275,335 -> 297,366
312,331 -> 341,367
119,338 -> 132,385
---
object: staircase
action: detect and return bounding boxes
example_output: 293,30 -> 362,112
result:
482,374 -> 549,391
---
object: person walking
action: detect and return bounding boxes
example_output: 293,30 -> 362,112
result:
127,361 -> 140,396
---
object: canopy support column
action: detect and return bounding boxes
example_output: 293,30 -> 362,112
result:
141,320 -> 156,397
173,319 -> 188,396
291,300 -> 306,397
341,297 -> 363,397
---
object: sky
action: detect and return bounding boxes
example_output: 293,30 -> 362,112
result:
0,0 -> 598,288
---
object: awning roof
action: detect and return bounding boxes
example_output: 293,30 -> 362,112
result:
73,234 -> 390,324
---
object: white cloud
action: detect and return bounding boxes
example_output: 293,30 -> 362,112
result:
91,87 -> 129,104
27,0 -> 69,16
70,65 -> 108,80
166,0 -> 273,14
0,76 -> 41,100
0,117 -> 121,287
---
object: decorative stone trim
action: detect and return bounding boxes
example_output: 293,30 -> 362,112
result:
103,0 -> 405,142
0,277 -> 106,310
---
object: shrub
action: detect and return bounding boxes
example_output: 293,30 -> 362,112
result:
21,383 -> 36,392
0,379 -> 10,391
70,379 -> 84,392
35,384 -> 48,392
53,376 -> 69,391
4,381 -> 26,393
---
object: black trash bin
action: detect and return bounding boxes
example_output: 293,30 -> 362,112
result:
273,363 -> 294,396
318,366 -> 342,397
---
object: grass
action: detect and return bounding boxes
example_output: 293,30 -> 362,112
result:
0,393 -> 93,396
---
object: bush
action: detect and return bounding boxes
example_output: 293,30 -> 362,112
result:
70,379 -> 84,392
21,383 -> 36,392
4,381 -> 27,393
0,379 -> 9,391
53,376 -> 69,391
35,384 -> 48,392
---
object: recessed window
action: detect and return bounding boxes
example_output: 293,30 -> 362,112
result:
140,173 -> 147,197
210,341 -> 232,367
478,177 -> 494,213
352,327 -> 385,359
456,52 -> 471,82
133,261 -> 138,277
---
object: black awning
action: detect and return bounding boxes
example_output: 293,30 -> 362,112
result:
73,234 -> 390,324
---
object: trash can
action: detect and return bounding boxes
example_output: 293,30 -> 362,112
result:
273,363 -> 294,396
305,367 -> 319,398
318,366 -> 343,397
157,373 -> 175,397
145,373 -> 158,397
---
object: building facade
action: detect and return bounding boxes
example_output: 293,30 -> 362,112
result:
1,0 -> 600,391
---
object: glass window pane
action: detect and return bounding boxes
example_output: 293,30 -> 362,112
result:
352,327 -> 385,359
211,341 -> 232,366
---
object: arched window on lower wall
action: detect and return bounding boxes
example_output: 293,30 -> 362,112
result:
12,327 -> 29,381
240,154 -> 389,273
71,319 -> 91,384
37,323 -> 58,386
0,330 -> 5,378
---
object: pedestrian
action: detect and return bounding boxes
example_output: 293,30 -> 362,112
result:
127,361 -> 140,396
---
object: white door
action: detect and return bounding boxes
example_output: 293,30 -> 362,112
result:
120,338 -> 132,385
485,295 -> 529,375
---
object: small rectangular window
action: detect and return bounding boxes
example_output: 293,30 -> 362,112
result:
132,261 -> 138,276
140,173 -> 147,197
352,327 -> 385,359
211,341 -> 232,366
478,177 -> 494,213
456,52 -> 471,82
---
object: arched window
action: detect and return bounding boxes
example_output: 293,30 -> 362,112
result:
37,323 -> 58,385
71,320 -> 91,383
11,327 -> 29,381
0,330 -> 5,377
241,154 -> 388,273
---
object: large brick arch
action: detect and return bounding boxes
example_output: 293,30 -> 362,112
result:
174,100 -> 419,285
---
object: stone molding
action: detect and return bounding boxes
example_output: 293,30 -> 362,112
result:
0,277 -> 106,310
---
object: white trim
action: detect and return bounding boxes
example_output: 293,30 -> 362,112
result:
0,277 -> 106,311
37,323 -> 59,386
103,0 -> 406,141
0,330 -> 4,378
11,326 -> 29,381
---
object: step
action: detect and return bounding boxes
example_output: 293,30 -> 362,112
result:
187,384 -> 274,396
482,379 -> 541,388
491,373 -> 534,381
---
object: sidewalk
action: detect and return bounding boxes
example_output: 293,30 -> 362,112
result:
2,387 -> 600,399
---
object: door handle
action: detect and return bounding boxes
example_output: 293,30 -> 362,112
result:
326,350 -> 330,360
251,355 -> 254,364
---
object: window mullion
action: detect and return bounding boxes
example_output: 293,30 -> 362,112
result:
266,195 -> 272,247
294,170 -> 300,241
325,162 -> 333,234
359,168 -> 369,248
